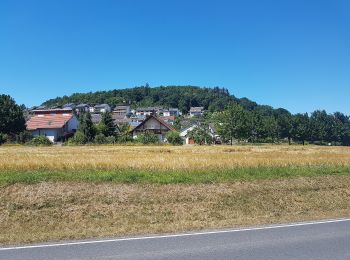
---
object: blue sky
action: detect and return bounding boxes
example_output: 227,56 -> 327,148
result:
0,0 -> 349,114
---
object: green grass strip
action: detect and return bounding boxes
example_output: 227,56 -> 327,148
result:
1,165 -> 350,186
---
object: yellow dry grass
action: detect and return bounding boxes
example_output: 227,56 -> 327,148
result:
1,145 -> 350,172
1,176 -> 350,245
1,144 -> 350,245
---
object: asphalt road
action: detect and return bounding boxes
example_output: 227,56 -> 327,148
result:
1,218 -> 350,260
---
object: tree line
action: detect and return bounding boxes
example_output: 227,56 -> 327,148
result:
1,90 -> 350,146
211,103 -> 350,146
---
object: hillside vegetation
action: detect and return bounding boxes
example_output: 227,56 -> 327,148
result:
42,85 -> 258,113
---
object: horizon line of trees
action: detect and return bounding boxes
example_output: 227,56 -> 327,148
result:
1,93 -> 350,146
211,103 -> 350,146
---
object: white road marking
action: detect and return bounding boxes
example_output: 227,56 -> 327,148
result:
1,217 -> 350,251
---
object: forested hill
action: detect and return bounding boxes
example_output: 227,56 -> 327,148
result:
42,85 -> 259,113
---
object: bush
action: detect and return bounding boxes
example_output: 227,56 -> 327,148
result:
0,133 -> 7,145
28,136 -> 53,146
71,131 -> 87,144
118,134 -> 133,143
94,133 -> 107,144
106,136 -> 117,144
166,131 -> 183,145
16,131 -> 33,144
136,131 -> 159,144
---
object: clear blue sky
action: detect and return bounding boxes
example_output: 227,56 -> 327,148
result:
0,0 -> 349,114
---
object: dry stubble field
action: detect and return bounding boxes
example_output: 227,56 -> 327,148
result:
1,145 -> 350,245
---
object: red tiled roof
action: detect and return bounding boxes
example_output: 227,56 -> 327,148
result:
26,114 -> 73,130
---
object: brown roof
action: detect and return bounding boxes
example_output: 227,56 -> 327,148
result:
26,114 -> 73,130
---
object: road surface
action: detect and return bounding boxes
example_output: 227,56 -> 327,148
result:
1,218 -> 350,259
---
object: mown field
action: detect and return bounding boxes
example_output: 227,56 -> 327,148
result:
1,145 -> 350,245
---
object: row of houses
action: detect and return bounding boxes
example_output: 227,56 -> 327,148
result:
25,108 -> 216,144
32,104 -> 205,118
29,104 -> 205,134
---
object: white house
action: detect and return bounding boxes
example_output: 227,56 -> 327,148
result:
135,107 -> 162,116
163,108 -> 180,117
179,125 -> 198,144
26,109 -> 79,142
75,104 -> 90,113
180,123 -> 219,144
131,115 -> 175,141
94,104 -> 111,113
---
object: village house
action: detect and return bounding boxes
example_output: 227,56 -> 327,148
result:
26,108 -> 79,142
62,103 -> 76,110
93,104 -> 111,113
159,115 -> 176,125
163,108 -> 180,117
179,123 -> 219,144
131,115 -> 175,141
113,104 -> 131,117
135,107 -> 162,116
189,107 -> 204,117
75,104 -> 90,113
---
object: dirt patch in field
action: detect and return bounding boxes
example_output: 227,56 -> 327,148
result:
1,175 -> 350,245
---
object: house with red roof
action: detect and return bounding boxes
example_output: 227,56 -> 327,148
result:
131,115 -> 175,142
26,108 -> 79,142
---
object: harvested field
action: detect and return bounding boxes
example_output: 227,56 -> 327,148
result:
0,145 -> 350,173
1,145 -> 350,245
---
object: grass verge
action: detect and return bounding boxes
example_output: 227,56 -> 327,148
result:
1,165 -> 350,186
1,175 -> 350,245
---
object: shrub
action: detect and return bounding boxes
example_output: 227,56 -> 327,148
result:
16,131 -> 33,144
71,131 -> 87,144
106,136 -> 117,144
94,133 -> 107,144
28,136 -> 53,146
188,127 -> 213,145
136,131 -> 159,144
166,131 -> 183,145
0,133 -> 7,145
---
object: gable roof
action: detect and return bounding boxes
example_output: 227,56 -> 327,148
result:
26,113 -> 73,130
131,115 -> 175,132
180,124 -> 198,137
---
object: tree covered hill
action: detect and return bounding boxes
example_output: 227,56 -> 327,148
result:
42,85 -> 259,113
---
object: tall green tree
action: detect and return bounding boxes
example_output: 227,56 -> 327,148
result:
99,112 -> 117,137
333,112 -> 350,145
309,110 -> 328,143
78,112 -> 96,142
250,111 -> 278,143
118,123 -> 132,142
213,103 -> 251,145
0,95 -> 26,135
274,108 -> 293,144
291,113 -> 310,145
